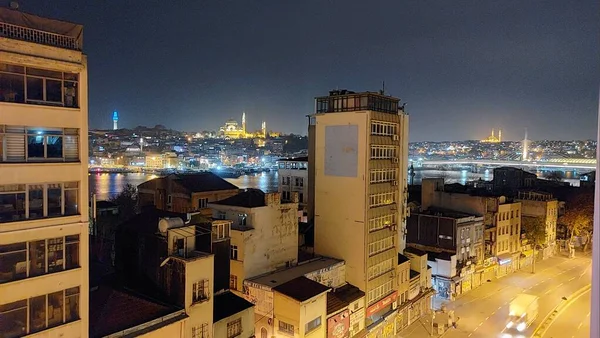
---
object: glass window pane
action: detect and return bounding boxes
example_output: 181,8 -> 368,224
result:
0,300 -> 27,338
28,186 -> 44,219
30,295 -> 46,333
47,185 -> 62,217
64,73 -> 78,81
27,135 -> 45,158
0,243 -> 27,283
26,77 -> 43,101
64,81 -> 78,108
46,136 -> 63,158
46,79 -> 62,103
0,73 -> 25,103
27,68 -> 62,79
47,237 -> 64,273
0,193 -> 26,222
29,240 -> 46,277
0,63 -> 25,74
47,291 -> 64,327
66,241 -> 79,270
65,189 -> 78,215
65,287 -> 79,322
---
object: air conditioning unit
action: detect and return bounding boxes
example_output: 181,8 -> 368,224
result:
392,180 -> 398,186
392,158 -> 399,163
392,135 -> 399,141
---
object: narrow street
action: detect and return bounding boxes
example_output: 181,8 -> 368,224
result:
399,254 -> 592,338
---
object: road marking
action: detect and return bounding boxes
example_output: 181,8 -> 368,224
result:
544,289 -> 552,295
578,322 -> 583,329
569,277 -> 576,281
485,316 -> 489,320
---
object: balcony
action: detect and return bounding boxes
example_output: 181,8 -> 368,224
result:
0,19 -> 81,51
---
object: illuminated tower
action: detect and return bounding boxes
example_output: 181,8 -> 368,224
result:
498,129 -> 502,142
242,111 -> 246,134
112,111 -> 119,130
261,121 -> 266,137
522,129 -> 529,161
491,128 -> 495,139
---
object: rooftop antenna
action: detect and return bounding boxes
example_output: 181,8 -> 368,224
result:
380,81 -> 385,95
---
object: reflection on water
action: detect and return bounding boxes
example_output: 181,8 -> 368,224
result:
89,172 -> 279,201
89,169 -> 579,201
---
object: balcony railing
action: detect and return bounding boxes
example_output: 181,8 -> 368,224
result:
0,21 -> 80,51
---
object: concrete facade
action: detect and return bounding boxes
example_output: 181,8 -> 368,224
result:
0,9 -> 89,338
209,191 -> 299,291
518,191 -> 558,249
309,90 -> 410,332
273,289 -> 328,338
277,157 -> 309,222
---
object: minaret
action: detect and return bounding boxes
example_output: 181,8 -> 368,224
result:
522,129 -> 529,161
242,112 -> 246,134
498,129 -> 502,142
261,121 -> 266,137
112,111 -> 119,130
491,128 -> 495,140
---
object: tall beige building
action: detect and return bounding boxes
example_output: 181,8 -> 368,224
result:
309,90 -> 409,330
0,7 -> 89,338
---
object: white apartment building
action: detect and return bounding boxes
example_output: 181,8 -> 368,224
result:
277,156 -> 308,222
0,7 -> 89,338
309,90 -> 409,333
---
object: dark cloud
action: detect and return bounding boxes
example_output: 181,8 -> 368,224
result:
18,0 -> 600,141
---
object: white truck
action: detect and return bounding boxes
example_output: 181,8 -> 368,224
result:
506,294 -> 539,333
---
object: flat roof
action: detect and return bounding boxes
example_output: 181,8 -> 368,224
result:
273,276 -> 331,302
248,257 -> 342,288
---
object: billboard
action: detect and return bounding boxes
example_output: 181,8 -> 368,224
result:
327,309 -> 350,338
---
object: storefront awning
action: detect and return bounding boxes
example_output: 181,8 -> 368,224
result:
497,253 -> 512,265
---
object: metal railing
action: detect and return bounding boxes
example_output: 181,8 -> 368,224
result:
0,21 -> 80,50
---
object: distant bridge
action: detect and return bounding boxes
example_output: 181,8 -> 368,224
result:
416,159 -> 596,170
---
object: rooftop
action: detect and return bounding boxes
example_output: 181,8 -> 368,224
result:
211,188 -> 266,208
398,253 -> 410,265
409,269 -> 420,280
89,284 -> 185,338
315,90 -> 403,114
273,276 -> 331,302
249,256 -> 342,288
0,7 -> 83,50
213,291 -> 254,323
326,284 -> 365,315
418,207 -> 481,220
404,246 -> 427,257
171,173 -> 239,193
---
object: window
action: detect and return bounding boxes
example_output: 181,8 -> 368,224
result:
0,126 -> 79,162
368,258 -> 394,280
230,245 -> 238,260
212,222 -> 230,239
0,184 -> 26,222
370,145 -> 397,159
193,279 -> 210,303
230,275 -> 238,290
217,211 -> 226,220
47,291 -> 64,328
0,236 -> 80,284
368,237 -> 394,256
238,213 -> 247,226
0,63 -> 79,107
369,192 -> 395,208
192,323 -> 209,338
368,280 -> 394,305
371,121 -> 398,136
65,287 -> 80,322
198,198 -> 208,209
370,168 -> 397,183
282,191 -> 291,201
227,318 -> 242,338
511,210 -> 514,219
167,195 -> 172,204
0,300 -> 27,338
299,193 -> 304,203
279,321 -> 294,335
305,316 -> 321,334
295,177 -> 303,187
0,182 -> 79,222
29,295 -> 46,333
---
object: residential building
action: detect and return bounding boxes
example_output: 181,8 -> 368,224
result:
138,173 -> 239,214
491,167 -> 536,195
208,189 -> 299,292
308,90 -> 410,333
517,191 -> 559,258
326,284 -> 366,338
114,209 -> 255,338
244,257 -> 350,338
396,248 -> 433,334
0,7 -> 89,338
421,178 -> 522,277
277,156 -> 309,222
580,171 -> 595,188
89,285 -> 188,338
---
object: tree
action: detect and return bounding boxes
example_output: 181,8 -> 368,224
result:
546,171 -> 564,182
559,191 -> 594,251
91,184 -> 139,263
522,216 -> 546,273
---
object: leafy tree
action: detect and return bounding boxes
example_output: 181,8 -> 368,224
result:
111,183 -> 139,222
522,216 -> 546,273
546,171 -> 564,182
559,191 -> 594,251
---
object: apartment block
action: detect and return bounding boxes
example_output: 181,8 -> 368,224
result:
517,191 -> 559,258
0,7 -> 89,338
309,90 -> 410,334
277,156 -> 309,222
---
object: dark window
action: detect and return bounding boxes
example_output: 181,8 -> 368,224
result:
0,73 -> 25,103
65,287 -> 80,322
0,191 -> 26,222
0,300 -> 27,338
0,242 -> 27,283
28,185 -> 43,219
46,136 -> 63,158
64,182 -> 78,215
46,79 -> 62,102
27,135 -> 45,158
29,295 -> 46,333
26,77 -> 43,101
47,184 -> 62,217
65,235 -> 80,269
47,291 -> 64,328
47,237 -> 64,273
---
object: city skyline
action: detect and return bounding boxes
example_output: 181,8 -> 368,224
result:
22,0 -> 600,141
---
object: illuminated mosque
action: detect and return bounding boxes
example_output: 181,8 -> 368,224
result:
220,112 -> 278,139
481,128 -> 502,143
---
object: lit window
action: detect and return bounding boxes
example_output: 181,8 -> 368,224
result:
227,318 -> 242,338
305,316 -> 321,334
279,321 -> 294,335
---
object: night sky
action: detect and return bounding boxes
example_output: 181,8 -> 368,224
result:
19,0 -> 600,141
